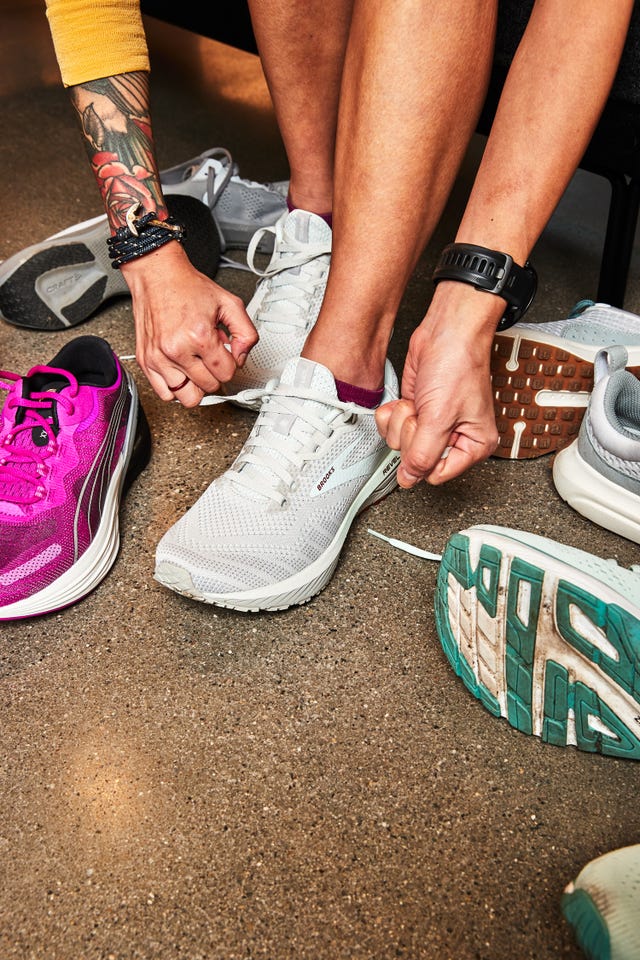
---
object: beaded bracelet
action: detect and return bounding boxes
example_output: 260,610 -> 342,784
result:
107,203 -> 186,269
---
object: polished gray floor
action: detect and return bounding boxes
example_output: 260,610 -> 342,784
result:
1,6 -> 639,959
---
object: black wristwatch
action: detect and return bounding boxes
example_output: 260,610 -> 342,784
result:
432,242 -> 537,330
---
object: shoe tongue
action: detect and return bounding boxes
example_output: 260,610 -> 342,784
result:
263,211 -> 331,319
17,370 -> 72,439
265,357 -> 338,439
283,209 -> 331,246
279,356 -> 336,396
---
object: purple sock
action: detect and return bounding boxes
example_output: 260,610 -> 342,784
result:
335,379 -> 384,409
287,194 -> 332,229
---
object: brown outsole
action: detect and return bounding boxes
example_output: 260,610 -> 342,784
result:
490,333 -> 640,460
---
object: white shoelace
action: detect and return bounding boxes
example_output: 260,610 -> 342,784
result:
245,219 -> 331,330
174,148 -> 281,274
115,354 -> 443,556
201,382 -> 370,505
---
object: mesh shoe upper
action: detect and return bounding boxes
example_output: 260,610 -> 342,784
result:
160,146 -> 288,251
514,300 -> 640,346
578,345 -> 640,489
155,356 -> 399,604
552,345 -> 640,545
0,337 -> 140,615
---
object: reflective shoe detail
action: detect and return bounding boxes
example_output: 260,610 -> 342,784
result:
434,524 -> 640,759
553,345 -> 640,545
562,844 -> 640,960
155,356 -> 399,612
0,194 -> 220,331
0,336 -> 151,619
222,209 -> 332,406
491,301 -> 640,459
160,146 -> 288,252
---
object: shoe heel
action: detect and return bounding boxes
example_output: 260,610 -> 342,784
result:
123,401 -> 152,495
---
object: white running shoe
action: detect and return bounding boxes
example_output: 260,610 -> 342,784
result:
562,843 -> 640,960
553,344 -> 640,545
491,300 -> 640,459
223,209 -> 332,407
155,356 -> 400,612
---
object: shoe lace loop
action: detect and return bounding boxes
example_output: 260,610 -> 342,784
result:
0,367 -> 78,505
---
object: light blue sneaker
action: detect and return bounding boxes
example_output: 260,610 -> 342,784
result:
434,524 -> 640,759
553,345 -> 640,545
562,843 -> 640,960
491,300 -> 640,459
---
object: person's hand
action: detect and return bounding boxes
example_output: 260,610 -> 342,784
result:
376,281 -> 503,486
122,241 -> 258,406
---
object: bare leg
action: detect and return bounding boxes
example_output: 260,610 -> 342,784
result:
301,0 -> 499,390
247,0 -> 354,214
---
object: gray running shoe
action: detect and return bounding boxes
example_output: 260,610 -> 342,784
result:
0,194 -> 220,331
553,344 -> 640,545
160,146 -> 288,252
0,147 -> 287,331
491,300 -> 640,459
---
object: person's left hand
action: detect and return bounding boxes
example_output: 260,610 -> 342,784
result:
376,281 -> 502,486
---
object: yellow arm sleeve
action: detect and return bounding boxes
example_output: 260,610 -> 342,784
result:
46,0 -> 150,87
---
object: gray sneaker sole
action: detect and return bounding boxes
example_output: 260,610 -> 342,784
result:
0,195 -> 220,331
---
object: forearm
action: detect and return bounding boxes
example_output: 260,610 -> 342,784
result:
457,0 -> 634,265
67,71 -> 166,231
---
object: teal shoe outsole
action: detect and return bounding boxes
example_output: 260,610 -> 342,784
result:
434,528 -> 640,759
561,888 -> 611,960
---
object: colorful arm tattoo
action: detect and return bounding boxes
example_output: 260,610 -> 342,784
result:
69,71 -> 167,230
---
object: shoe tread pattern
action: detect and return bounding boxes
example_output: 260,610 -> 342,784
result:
0,243 -> 105,330
491,334 -> 640,459
561,888 -> 610,960
435,532 -> 640,759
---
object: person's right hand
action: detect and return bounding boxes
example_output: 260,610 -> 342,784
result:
121,241 -> 258,407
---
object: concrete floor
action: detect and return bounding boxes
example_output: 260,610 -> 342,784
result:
1,6 -> 639,959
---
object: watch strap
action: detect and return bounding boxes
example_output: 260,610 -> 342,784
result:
432,242 -> 537,329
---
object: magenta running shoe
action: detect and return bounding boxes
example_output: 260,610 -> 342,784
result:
0,336 -> 151,620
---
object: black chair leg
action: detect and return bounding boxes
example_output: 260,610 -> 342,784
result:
596,172 -> 640,307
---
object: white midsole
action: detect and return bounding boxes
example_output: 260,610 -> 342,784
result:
552,441 -> 640,546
